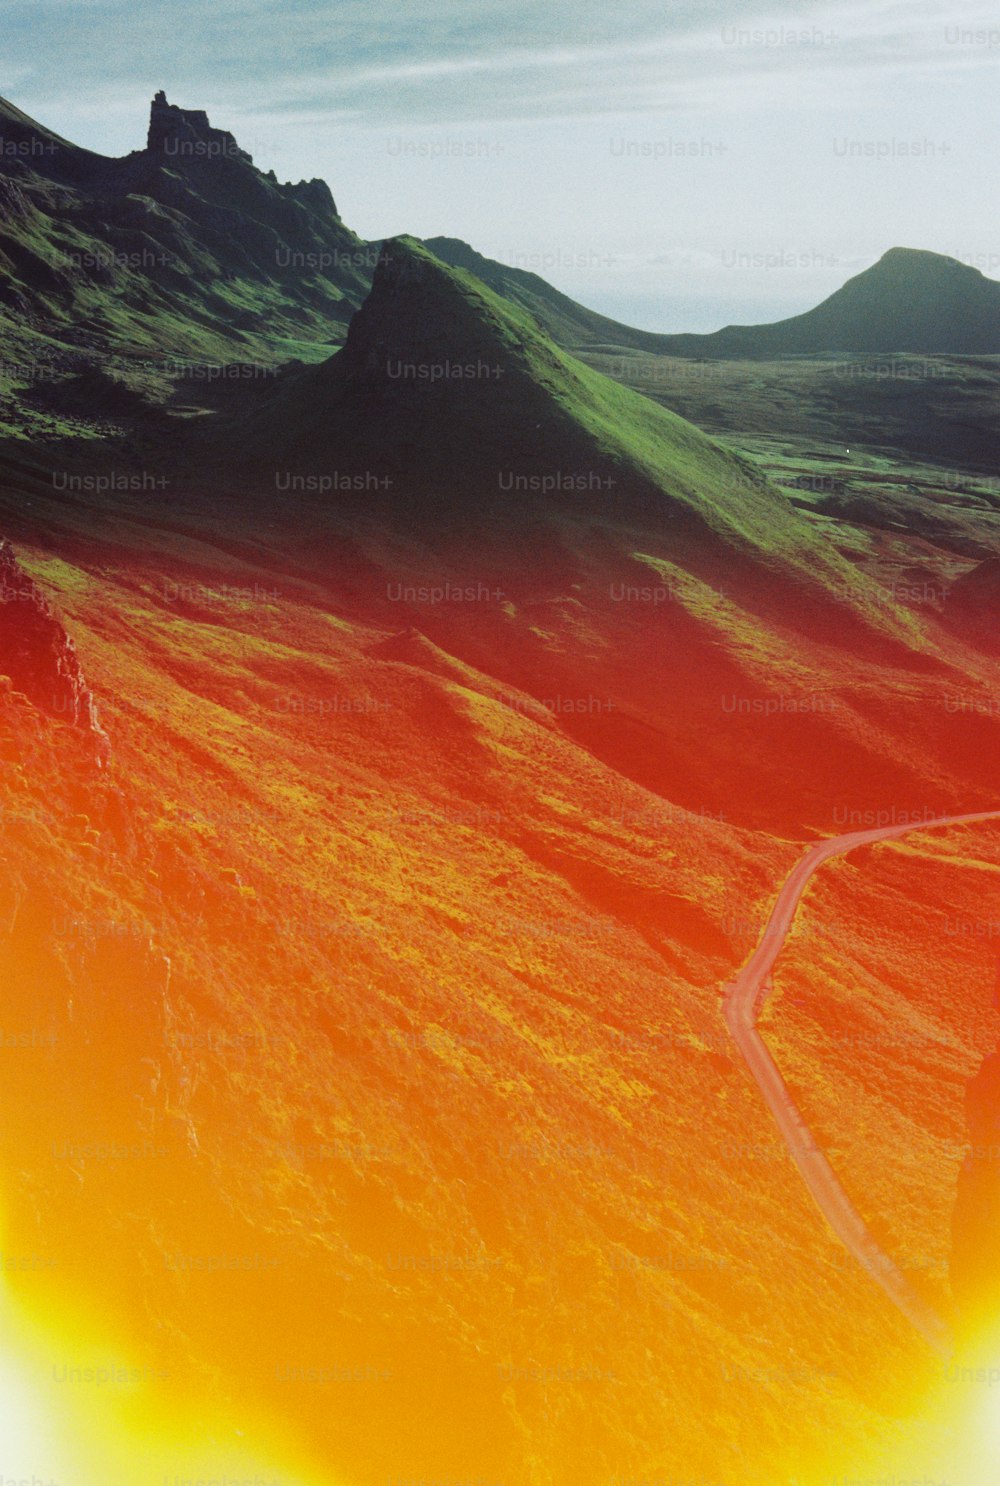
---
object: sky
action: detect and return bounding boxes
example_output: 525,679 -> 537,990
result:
4,0 -> 999,330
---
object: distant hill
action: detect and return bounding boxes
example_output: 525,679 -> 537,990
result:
424,240 -> 1000,357
661,248 -> 1000,356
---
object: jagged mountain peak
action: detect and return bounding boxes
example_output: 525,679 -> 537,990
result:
0,88 -> 365,356
142,90 -> 338,214
146,89 -> 252,164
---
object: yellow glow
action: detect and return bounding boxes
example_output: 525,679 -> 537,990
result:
0,1278 -> 328,1486
977,1383 -> 1000,1471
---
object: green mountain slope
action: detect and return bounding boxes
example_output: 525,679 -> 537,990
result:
227,236 -> 834,579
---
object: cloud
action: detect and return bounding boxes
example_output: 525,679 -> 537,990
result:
7,0 -> 999,140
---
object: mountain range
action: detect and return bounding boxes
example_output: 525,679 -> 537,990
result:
4,90 -> 1000,363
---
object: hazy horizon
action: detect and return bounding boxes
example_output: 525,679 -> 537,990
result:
5,0 -> 1000,329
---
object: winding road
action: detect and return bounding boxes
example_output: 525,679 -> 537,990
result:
722,809 -> 1000,1359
